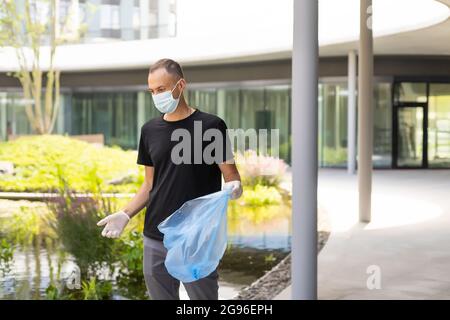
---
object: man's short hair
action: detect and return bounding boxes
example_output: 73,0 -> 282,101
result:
149,58 -> 184,80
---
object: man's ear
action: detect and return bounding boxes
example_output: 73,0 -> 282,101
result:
179,78 -> 186,90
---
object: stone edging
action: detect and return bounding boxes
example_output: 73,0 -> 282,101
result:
231,230 -> 330,300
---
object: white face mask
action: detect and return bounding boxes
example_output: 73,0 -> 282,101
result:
151,79 -> 183,114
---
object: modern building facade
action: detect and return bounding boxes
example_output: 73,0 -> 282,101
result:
1,0 -> 450,169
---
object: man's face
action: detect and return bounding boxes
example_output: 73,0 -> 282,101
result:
147,68 -> 184,98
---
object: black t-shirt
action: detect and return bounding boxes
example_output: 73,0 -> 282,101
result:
136,109 -> 234,241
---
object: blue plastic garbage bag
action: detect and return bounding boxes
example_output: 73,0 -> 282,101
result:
157,187 -> 232,283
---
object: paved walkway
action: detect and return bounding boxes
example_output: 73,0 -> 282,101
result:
275,168 -> 450,299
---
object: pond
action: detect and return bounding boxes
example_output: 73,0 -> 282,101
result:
0,198 -> 291,300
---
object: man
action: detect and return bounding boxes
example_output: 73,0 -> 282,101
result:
97,58 -> 242,300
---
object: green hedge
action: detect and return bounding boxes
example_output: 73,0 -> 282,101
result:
0,134 -> 141,193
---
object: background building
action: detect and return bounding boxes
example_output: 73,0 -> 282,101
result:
1,0 -> 450,169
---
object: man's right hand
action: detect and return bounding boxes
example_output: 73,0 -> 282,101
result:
97,210 -> 130,238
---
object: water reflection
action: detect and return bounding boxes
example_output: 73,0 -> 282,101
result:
228,202 -> 292,251
0,199 -> 291,300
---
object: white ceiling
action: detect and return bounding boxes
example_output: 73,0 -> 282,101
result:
319,0 -> 450,56
0,0 -> 449,72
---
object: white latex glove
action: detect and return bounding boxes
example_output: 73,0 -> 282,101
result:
223,180 -> 243,200
97,210 -> 130,238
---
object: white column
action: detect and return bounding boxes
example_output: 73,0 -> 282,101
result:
291,0 -> 318,300
358,0 -> 374,222
347,50 -> 357,174
139,0 -> 150,39
120,0 -> 134,40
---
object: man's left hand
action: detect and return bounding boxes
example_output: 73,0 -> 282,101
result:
223,180 -> 243,200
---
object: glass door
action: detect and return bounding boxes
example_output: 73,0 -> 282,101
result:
394,104 -> 427,168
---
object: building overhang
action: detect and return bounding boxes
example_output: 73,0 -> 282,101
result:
0,0 -> 449,73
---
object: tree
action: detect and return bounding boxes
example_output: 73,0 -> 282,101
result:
0,0 -> 90,134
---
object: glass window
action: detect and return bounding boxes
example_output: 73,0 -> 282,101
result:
186,86 -> 291,163
318,82 -> 392,168
397,106 -> 424,167
71,91 -> 137,149
133,7 -> 140,29
110,92 -> 137,148
265,85 -> 290,162
144,91 -> 162,121
240,88 -> 264,131
71,92 -> 93,135
100,4 -> 120,29
394,82 -> 427,103
186,88 -> 217,114
3,92 -> 33,137
428,83 -> 450,168
373,83 -> 392,168
318,83 -> 348,168
217,88 -> 240,130
0,93 -> 7,140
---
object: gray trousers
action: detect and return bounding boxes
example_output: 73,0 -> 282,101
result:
143,235 -> 219,300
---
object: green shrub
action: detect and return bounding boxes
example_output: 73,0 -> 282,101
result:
113,230 -> 147,299
45,277 -> 113,300
45,284 -> 60,300
45,166 -> 119,279
321,146 -> 347,165
81,277 -> 113,300
2,204 -> 56,246
238,185 -> 282,207
0,134 -> 140,193
43,166 -> 147,299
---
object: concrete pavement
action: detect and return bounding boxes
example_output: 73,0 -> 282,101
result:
275,168 -> 450,299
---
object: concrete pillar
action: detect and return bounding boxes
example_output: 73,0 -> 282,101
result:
120,0 -> 134,40
139,0 -> 150,39
291,0 -> 318,300
347,50 -> 357,174
358,0 -> 374,222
